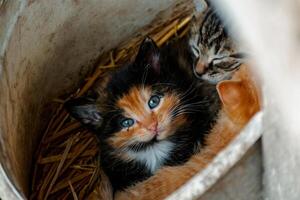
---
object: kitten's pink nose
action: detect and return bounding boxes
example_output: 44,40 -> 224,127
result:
147,122 -> 158,134
196,61 -> 207,74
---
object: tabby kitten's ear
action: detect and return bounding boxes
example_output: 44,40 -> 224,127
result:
188,16 -> 201,60
135,37 -> 160,74
64,96 -> 103,130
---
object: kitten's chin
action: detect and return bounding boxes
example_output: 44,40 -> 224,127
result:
127,137 -> 159,151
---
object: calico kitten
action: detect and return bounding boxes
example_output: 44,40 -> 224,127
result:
187,6 -> 245,84
115,64 -> 261,200
65,37 -> 220,192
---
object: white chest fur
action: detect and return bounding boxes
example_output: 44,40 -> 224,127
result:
127,140 -> 174,173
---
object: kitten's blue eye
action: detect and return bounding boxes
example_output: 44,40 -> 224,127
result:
121,118 -> 134,128
148,95 -> 160,109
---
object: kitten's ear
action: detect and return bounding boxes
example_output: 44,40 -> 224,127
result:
135,37 -> 160,74
216,80 -> 243,108
190,16 -> 200,36
64,96 -> 103,129
188,16 -> 200,58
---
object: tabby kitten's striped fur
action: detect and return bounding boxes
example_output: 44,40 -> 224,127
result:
188,7 -> 245,84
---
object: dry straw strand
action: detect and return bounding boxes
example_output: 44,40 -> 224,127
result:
44,137 -> 74,199
68,181 -> 79,200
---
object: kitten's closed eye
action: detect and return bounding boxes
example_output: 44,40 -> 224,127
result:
211,57 -> 241,71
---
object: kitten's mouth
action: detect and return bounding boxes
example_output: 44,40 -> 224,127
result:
127,128 -> 168,151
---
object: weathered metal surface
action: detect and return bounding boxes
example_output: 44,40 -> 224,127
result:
0,1 -> 26,199
0,0 -> 23,54
0,164 -> 24,200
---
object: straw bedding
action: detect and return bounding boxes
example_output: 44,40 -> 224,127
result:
30,13 -> 193,200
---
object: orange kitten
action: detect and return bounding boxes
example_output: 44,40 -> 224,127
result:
114,64 -> 261,200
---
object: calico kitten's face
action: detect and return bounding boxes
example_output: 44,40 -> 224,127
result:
106,86 -> 187,150
188,10 -> 244,84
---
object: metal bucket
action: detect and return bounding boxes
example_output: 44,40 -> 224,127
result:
0,1 -> 263,199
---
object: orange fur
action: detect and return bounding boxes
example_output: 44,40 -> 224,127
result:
114,64 -> 261,200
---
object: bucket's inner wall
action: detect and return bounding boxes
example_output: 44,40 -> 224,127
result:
0,0 -> 192,196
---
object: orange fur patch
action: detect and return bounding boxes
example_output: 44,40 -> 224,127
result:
217,65 -> 261,125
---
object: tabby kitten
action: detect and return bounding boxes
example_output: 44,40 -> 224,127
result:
65,37 -> 220,192
115,64 -> 261,200
188,7 -> 245,84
